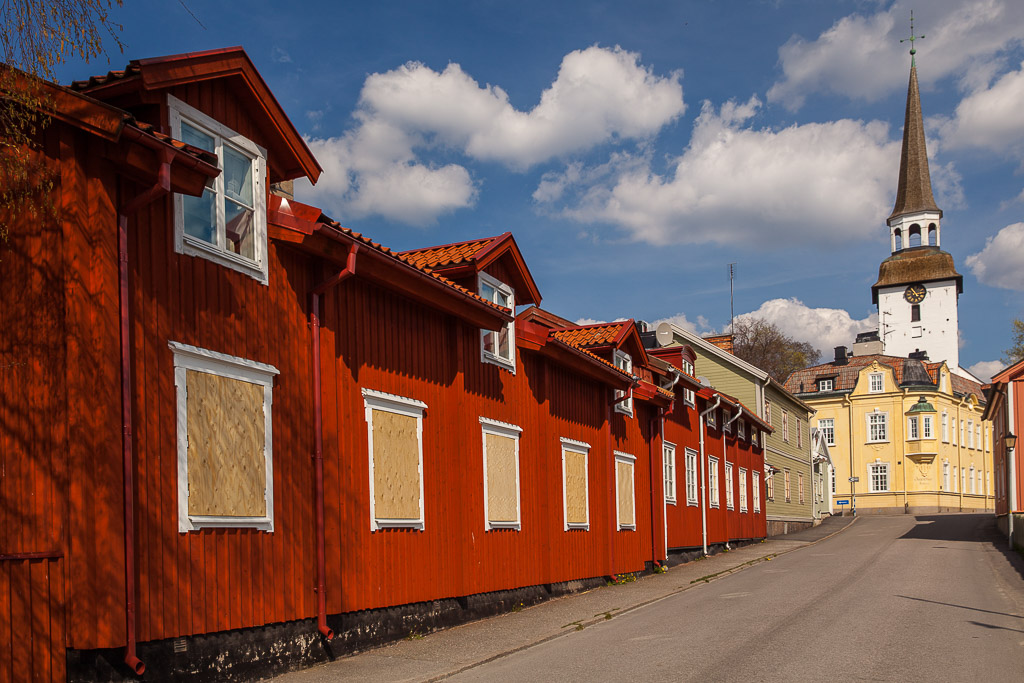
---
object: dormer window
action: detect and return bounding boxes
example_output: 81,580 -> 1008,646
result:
478,272 -> 515,372
819,378 -> 834,392
680,358 -> 695,407
869,373 -> 884,393
613,349 -> 633,416
169,95 -> 268,283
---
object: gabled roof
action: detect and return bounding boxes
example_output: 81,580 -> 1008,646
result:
71,47 -> 321,184
991,357 -> 1024,384
515,316 -> 633,389
267,195 -> 512,331
653,322 -> 769,382
551,320 -> 649,367
889,60 -> 941,221
398,232 -> 542,306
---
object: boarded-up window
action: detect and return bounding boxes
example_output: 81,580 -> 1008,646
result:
171,342 -> 278,532
561,438 -> 591,530
481,418 -> 522,530
615,452 -> 636,530
363,389 -> 427,530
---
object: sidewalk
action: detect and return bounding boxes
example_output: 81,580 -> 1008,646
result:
274,516 -> 856,682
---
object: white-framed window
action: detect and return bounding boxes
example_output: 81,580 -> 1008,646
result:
363,388 -> 427,531
922,415 -> 933,439
969,466 -> 976,494
819,378 -> 834,392
960,420 -> 965,445
171,342 -> 278,532
782,410 -> 790,442
953,466 -> 958,492
479,272 -> 515,372
707,408 -> 717,430
819,418 -> 835,446
614,452 -> 636,531
798,473 -> 805,504
561,438 -> 590,530
869,373 -> 884,393
867,411 -> 888,443
663,441 -> 677,504
709,456 -> 720,508
751,427 -> 758,446
942,411 -> 949,442
725,463 -> 735,509
767,469 -> 775,501
723,410 -> 732,434
979,469 -> 984,495
685,448 -> 698,506
975,424 -> 981,451
784,469 -> 792,502
869,462 -> 889,492
967,420 -> 975,449
796,417 -> 802,447
480,418 -> 522,530
908,416 -> 919,440
613,349 -> 634,416
681,358 -> 695,406
738,419 -> 746,440
739,468 -> 748,512
942,461 -> 950,491
752,472 -> 761,512
169,95 -> 268,284
764,398 -> 772,427
961,467 -> 966,493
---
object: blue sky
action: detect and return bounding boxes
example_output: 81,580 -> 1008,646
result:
56,0 -> 1024,379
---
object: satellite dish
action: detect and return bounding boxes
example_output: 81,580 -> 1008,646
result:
656,321 -> 674,347
698,376 -> 712,388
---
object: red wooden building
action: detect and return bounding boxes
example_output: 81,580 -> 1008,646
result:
0,49 -> 767,682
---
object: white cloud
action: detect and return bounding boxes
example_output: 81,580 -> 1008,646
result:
271,46 -> 292,64
542,98 -> 918,247
935,62 -> 1024,153
767,0 -> 1024,110
301,46 -> 684,224
736,298 -> 878,358
652,313 -> 700,334
965,222 -> 1024,289
967,359 -> 1004,381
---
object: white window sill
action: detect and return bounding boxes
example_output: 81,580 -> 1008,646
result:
617,525 -> 636,532
565,523 -> 590,531
182,235 -> 268,284
686,499 -> 698,507
666,498 -> 677,506
181,516 -> 273,532
373,519 -> 425,531
482,352 -> 516,374
486,522 -> 522,531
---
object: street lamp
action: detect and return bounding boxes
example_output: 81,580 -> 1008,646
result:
1007,433 -> 1017,550
1005,433 -> 1017,451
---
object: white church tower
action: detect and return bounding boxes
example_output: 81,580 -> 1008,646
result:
872,46 -> 965,375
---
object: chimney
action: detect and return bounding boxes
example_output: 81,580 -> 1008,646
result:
834,346 -> 848,366
908,349 -> 930,361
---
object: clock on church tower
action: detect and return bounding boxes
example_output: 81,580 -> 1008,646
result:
870,48 -> 963,372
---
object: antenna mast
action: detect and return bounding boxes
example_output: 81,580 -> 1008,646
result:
728,263 -> 736,333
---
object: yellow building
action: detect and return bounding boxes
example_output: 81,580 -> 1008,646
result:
785,353 -> 992,514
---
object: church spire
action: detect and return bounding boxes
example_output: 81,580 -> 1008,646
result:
889,17 -> 940,221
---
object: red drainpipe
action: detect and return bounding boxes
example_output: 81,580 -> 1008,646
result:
309,243 -> 358,640
648,410 -> 662,566
118,147 -> 174,676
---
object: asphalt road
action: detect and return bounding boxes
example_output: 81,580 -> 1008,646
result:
452,514 -> 1024,683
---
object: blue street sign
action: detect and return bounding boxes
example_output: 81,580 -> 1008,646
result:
835,499 -> 850,505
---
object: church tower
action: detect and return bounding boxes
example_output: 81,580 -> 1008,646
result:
872,47 -> 964,374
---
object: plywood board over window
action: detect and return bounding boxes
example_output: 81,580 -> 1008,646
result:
481,418 -> 523,530
170,342 -> 278,532
615,452 -> 636,531
363,389 -> 427,530
562,438 -> 591,530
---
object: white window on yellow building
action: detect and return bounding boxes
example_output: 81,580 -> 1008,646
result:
967,420 -> 975,449
961,468 -> 966,493
942,411 -> 949,442
969,466 -> 975,494
869,373 -> 884,393
819,418 -> 835,446
953,466 -> 958,492
867,411 -> 888,443
942,461 -> 950,491
923,415 -> 933,439
869,462 -> 889,492
908,416 -> 919,440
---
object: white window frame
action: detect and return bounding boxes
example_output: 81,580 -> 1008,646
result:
168,95 -> 268,284
819,418 -> 835,446
723,410 -> 732,434
613,349 -> 634,416
681,359 -> 695,407
171,341 -> 278,532
969,466 -> 976,494
866,411 -> 889,443
707,408 -> 717,430
819,378 -> 834,392
782,410 -> 790,442
561,438 -> 591,531
869,461 -> 890,492
752,472 -> 761,512
922,415 -> 933,439
942,461 -> 950,491
796,417 -> 802,447
908,415 -> 919,440
767,469 -> 775,501
685,448 -> 698,506
739,467 -> 748,512
738,419 -> 746,440
784,468 -> 792,502
975,424 -> 981,451
709,456 -> 720,508
967,420 -> 975,449
942,411 -> 949,442
363,388 -> 427,531
869,373 -> 884,393
478,272 -> 516,373
614,451 -> 637,531
480,417 -> 523,530
953,466 -> 959,492
798,472 -> 805,504
961,467 -> 966,493
764,398 -> 772,427
663,441 -> 677,505
725,462 -> 735,509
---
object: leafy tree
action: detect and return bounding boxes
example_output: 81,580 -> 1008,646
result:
1003,318 -> 1024,366
1,0 -> 123,242
730,317 -> 821,384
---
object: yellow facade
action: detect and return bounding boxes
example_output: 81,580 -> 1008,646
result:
808,361 -> 992,514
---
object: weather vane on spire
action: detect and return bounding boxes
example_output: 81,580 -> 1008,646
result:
900,10 -> 925,64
